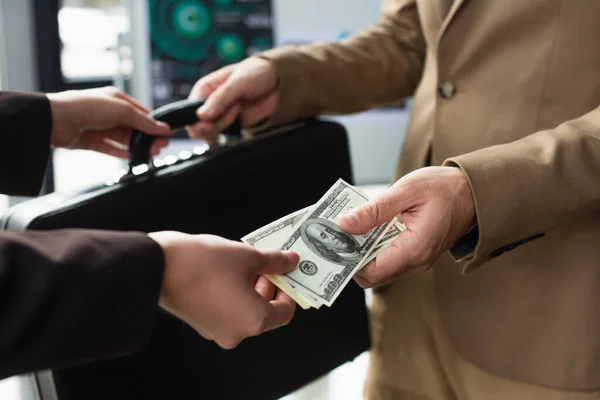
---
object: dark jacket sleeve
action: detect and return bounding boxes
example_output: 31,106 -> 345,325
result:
0,91 -> 166,379
0,91 -> 52,196
0,229 -> 165,380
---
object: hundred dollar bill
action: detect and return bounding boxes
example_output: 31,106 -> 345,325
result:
241,207 -> 327,309
277,179 -> 394,307
353,185 -> 406,250
242,207 -> 317,309
267,275 -> 316,310
343,187 -> 407,271
276,217 -> 405,307
295,219 -> 405,305
363,245 -> 386,267
362,220 -> 406,265
362,234 -> 396,267
276,190 -> 404,307
242,184 -> 407,309
356,218 -> 395,267
242,207 -> 312,248
378,219 -> 406,243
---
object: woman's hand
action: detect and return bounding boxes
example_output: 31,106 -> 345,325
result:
47,87 -> 173,158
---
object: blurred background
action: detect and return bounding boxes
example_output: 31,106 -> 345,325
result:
0,0 -> 410,398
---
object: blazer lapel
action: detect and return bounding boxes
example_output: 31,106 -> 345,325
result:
436,0 -> 469,44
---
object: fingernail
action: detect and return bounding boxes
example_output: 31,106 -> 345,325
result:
340,211 -> 359,227
198,105 -> 211,116
155,121 -> 170,129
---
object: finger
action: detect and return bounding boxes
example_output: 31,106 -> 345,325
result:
103,137 -> 128,152
110,89 -> 152,114
91,130 -> 169,153
254,275 -> 276,300
94,128 -> 131,147
117,100 -> 172,136
153,137 -> 169,148
76,131 -> 129,157
199,330 -> 214,341
186,120 -> 218,140
189,93 -> 272,138
190,103 -> 240,139
212,103 -> 241,135
196,79 -> 243,121
185,318 -> 215,341
338,183 -> 410,235
189,64 -> 236,100
89,141 -> 129,159
240,93 -> 278,127
353,274 -> 375,289
356,263 -> 422,288
151,139 -> 168,156
264,289 -> 296,331
104,134 -> 166,156
355,242 -> 414,287
190,95 -> 274,138
205,136 -> 219,147
253,250 -> 299,276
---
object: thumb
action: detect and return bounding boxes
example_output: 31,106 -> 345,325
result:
254,250 -> 299,276
338,189 -> 408,235
197,78 -> 243,121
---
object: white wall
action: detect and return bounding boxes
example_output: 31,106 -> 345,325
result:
0,0 -> 38,215
0,0 -> 38,92
273,0 -> 409,185
273,0 -> 382,43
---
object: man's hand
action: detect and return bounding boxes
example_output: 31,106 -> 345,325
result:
187,57 -> 278,142
148,232 -> 300,349
47,87 -> 172,158
338,167 -> 477,288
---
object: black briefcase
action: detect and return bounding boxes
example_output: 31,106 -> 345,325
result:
1,99 -> 370,400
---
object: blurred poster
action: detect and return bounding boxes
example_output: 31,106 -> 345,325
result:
149,0 -> 273,107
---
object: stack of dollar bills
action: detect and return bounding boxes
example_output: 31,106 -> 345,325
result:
242,179 -> 406,309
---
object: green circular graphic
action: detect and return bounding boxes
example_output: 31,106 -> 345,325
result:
171,2 -> 211,39
217,34 -> 244,62
150,0 -> 254,63
150,0 -> 215,62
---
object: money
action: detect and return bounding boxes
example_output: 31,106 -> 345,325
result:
241,207 -> 328,309
362,220 -> 405,268
242,207 -> 311,249
242,207 -> 316,309
242,179 -> 406,309
279,218 -> 406,309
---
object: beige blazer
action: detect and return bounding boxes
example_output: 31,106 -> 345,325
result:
261,0 -> 600,391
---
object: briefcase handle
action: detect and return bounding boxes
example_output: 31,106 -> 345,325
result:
128,98 -> 242,170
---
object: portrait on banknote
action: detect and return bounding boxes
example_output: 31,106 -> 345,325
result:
300,218 -> 362,267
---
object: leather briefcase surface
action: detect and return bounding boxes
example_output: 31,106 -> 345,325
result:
1,99 -> 370,400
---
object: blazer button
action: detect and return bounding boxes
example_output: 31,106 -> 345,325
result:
438,82 -> 457,99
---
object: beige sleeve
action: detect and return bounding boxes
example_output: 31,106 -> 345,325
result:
445,106 -> 600,273
257,0 -> 426,126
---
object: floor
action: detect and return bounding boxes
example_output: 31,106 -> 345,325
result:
0,149 -> 390,400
